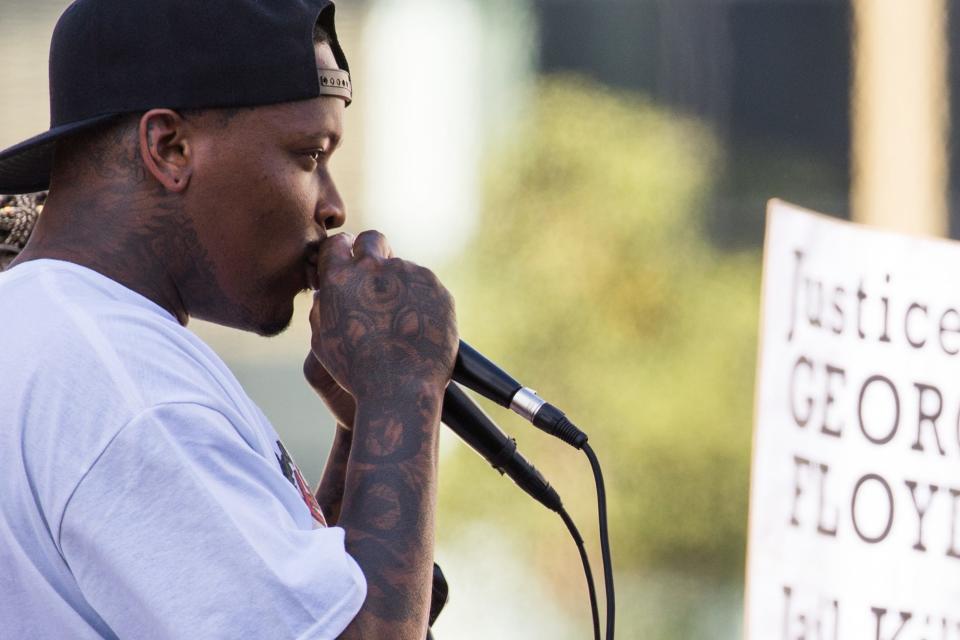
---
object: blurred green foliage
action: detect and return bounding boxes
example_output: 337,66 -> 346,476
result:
437,76 -> 762,607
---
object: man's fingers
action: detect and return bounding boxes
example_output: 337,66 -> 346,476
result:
352,230 -> 393,262
316,232 -> 354,274
303,350 -> 333,386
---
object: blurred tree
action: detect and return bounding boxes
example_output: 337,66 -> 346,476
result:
436,75 -> 761,622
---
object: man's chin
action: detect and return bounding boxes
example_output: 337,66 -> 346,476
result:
254,315 -> 293,338
251,300 -> 296,337
197,299 -> 294,337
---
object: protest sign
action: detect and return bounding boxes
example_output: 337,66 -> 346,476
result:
746,200 -> 960,640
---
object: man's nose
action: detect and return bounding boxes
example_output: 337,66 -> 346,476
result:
315,184 -> 346,230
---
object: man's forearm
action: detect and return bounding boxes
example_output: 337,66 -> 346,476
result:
315,425 -> 352,525
336,383 -> 441,640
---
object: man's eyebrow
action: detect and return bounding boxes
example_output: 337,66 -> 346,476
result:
296,130 -> 342,148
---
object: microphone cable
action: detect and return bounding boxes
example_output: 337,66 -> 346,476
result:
558,506 -> 601,640
448,344 -> 616,637
519,398 -> 616,639
524,404 -> 615,639
440,384 -> 601,639
583,442 -> 614,640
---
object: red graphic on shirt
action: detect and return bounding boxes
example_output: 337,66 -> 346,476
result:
293,464 -> 327,526
276,440 -> 327,526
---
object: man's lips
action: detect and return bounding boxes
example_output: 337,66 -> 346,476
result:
303,240 -> 322,291
304,263 -> 319,291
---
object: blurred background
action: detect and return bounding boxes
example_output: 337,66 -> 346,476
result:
1,0 -> 953,637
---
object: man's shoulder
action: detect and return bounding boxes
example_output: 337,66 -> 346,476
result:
0,259 -> 243,411
0,258 -> 177,328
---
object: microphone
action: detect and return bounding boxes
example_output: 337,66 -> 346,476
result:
441,382 -> 562,512
452,340 -> 588,449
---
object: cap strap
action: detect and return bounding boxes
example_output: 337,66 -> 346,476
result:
317,69 -> 352,104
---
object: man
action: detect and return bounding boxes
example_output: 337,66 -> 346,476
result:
0,1 -> 457,638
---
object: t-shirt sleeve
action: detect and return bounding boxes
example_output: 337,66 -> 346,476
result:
58,402 -> 366,640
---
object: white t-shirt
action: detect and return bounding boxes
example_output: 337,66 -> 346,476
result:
0,259 -> 366,639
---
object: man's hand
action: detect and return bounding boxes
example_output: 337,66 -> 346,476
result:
303,228 -> 457,427
307,230 -> 457,639
308,230 -> 457,401
303,351 -> 356,428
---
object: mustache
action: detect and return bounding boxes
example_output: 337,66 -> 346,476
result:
302,239 -> 325,291
304,239 -> 323,261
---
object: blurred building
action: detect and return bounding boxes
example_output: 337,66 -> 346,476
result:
536,0 -> 852,246
535,0 -> 959,243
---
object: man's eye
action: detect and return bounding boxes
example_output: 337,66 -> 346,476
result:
307,148 -> 327,162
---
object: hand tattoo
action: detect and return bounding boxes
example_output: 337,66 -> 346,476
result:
310,238 -> 456,637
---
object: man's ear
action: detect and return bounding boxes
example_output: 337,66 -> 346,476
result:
138,109 -> 192,193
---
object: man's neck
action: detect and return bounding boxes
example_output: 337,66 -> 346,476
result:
12,190 -> 191,326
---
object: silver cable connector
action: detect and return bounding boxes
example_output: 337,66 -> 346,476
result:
510,387 -> 546,422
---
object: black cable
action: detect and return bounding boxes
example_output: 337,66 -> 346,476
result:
583,442 -> 615,640
558,507 -> 601,640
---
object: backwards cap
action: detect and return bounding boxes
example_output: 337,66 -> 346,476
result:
0,0 -> 352,194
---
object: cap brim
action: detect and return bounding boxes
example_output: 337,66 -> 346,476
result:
0,113 -> 123,194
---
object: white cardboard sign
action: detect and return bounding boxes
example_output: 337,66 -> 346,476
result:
746,201 -> 960,640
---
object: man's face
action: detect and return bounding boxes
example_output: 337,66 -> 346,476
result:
182,43 -> 346,336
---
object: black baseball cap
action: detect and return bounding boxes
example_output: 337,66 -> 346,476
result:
0,0 -> 352,195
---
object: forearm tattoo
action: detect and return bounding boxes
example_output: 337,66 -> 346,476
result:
320,262 -> 455,635
342,390 -> 440,628
315,427 -> 351,524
